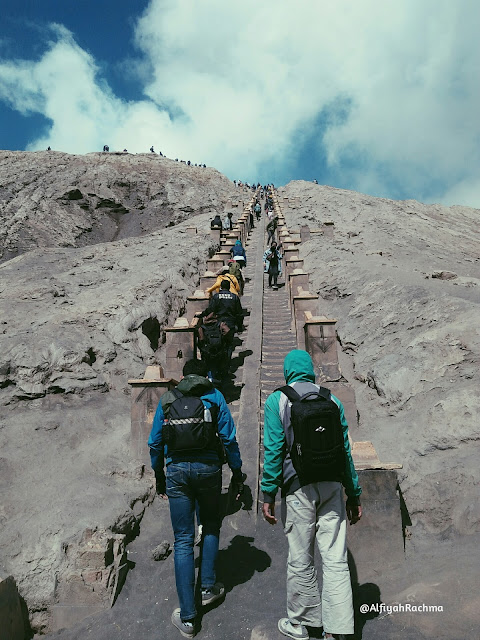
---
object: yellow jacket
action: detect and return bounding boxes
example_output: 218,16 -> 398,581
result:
206,274 -> 241,297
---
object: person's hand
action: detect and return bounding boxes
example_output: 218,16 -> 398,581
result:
155,477 -> 167,500
346,500 -> 362,524
262,502 -> 277,525
231,470 -> 246,500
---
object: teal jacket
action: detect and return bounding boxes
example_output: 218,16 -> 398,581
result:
260,350 -> 362,504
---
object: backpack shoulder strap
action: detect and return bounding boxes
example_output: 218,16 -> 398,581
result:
275,385 -> 301,403
276,384 -> 331,402
161,387 -> 183,416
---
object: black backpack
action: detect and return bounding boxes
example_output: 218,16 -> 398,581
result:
199,318 -> 224,358
277,385 -> 346,482
163,390 -> 217,453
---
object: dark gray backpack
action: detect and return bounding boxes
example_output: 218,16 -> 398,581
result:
277,385 -> 346,482
164,390 -> 216,453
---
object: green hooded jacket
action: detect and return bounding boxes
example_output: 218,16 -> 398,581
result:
260,350 -> 362,503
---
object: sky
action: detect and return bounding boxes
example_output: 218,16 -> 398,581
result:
1,0 -> 480,207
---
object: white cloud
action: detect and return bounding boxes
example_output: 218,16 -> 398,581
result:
0,24 -> 173,155
0,1 -> 480,204
438,178 -> 480,209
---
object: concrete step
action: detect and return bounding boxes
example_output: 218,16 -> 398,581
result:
261,369 -> 284,376
261,377 -> 284,384
262,349 -> 296,356
262,352 -> 296,360
262,333 -> 293,338
263,310 -> 290,315
262,325 -> 291,330
262,313 -> 291,318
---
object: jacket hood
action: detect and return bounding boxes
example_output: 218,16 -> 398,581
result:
283,350 -> 316,384
177,374 -> 214,396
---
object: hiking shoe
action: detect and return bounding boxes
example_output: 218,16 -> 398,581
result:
171,608 -> 195,638
194,524 -> 203,546
201,582 -> 225,606
278,618 -> 309,639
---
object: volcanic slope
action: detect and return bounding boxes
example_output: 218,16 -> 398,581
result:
280,181 -> 480,539
0,151 -> 240,633
0,150 -> 235,263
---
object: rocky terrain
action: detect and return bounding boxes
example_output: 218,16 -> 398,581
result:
0,151 -> 239,633
0,150 -> 234,263
281,182 -> 480,538
1,154 -> 479,637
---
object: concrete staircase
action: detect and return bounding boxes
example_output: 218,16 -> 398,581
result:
259,271 -> 297,481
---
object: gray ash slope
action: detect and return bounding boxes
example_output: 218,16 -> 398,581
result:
281,181 -> 479,539
0,151 -> 239,632
0,150 -> 233,263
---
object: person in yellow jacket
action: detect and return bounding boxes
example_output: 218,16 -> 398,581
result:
205,267 -> 241,297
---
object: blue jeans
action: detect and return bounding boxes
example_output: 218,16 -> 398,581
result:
167,461 -> 222,621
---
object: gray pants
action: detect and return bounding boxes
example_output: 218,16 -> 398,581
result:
282,482 -> 354,635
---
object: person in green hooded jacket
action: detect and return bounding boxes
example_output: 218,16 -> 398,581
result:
261,350 -> 362,640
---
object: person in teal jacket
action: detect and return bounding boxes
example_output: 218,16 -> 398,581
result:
149,358 -> 243,638
261,349 -> 362,640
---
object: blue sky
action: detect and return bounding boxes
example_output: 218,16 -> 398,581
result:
1,0 -> 480,207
